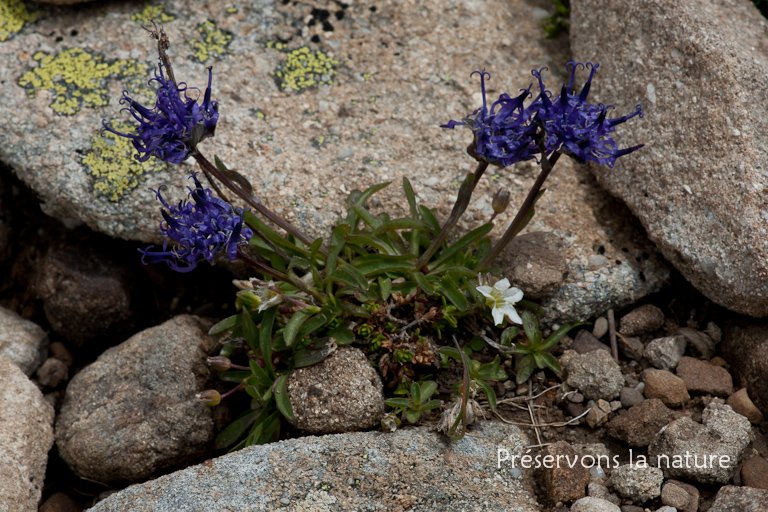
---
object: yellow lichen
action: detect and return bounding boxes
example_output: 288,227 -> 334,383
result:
225,6 -> 237,14
189,20 -> 233,62
0,0 -> 40,42
130,3 -> 175,24
83,121 -> 164,202
271,45 -> 339,92
17,48 -> 144,116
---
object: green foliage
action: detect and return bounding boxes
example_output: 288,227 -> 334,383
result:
511,311 -> 587,384
385,381 -> 442,424
541,0 -> 570,39
440,347 -> 507,410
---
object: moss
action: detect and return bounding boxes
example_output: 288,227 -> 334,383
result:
189,20 -> 233,62
17,48 -> 145,116
130,3 -> 175,24
0,0 -> 40,42
83,121 -> 165,202
270,44 -> 339,92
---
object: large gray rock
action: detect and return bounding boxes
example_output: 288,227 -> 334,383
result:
0,357 -> 55,512
55,315 -> 217,484
0,0 -> 666,325
709,485 -> 768,512
571,0 -> 768,317
565,349 -> 624,401
88,421 -> 540,512
0,306 -> 48,376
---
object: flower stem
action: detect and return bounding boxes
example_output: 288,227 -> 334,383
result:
476,151 -> 561,271
236,247 -> 326,304
416,160 -> 489,271
193,151 -> 319,252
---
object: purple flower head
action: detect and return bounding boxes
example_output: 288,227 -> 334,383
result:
441,70 -> 542,167
139,173 -> 253,273
533,62 -> 644,167
103,63 -> 219,164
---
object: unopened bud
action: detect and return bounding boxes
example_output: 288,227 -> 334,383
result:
492,189 -> 511,214
235,290 -> 262,311
207,356 -> 232,371
196,389 -> 221,406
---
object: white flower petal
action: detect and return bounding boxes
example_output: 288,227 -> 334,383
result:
491,306 -> 505,326
508,287 -> 524,303
494,278 -> 511,292
476,286 -> 494,298
505,306 -> 523,325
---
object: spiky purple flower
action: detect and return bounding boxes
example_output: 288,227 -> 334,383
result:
442,62 -> 644,168
103,63 -> 219,164
534,62 -> 644,167
441,70 -> 542,167
139,173 -> 253,273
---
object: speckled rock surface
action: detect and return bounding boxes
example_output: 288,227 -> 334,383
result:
609,465 -> 663,503
0,0 -> 667,326
88,420 -> 540,512
287,346 -> 385,434
565,349 -> 624,401
648,403 -> 753,484
0,305 -> 48,376
723,324 -> 768,418
709,485 -> 768,512
571,0 -> 768,316
55,315 -> 217,484
500,231 -> 568,300
0,357 -> 55,512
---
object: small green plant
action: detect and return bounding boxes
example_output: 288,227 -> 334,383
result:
541,0 -> 570,39
511,310 -> 586,384
440,347 -> 508,409
385,381 -> 442,424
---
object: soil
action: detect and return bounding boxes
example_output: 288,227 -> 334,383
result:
1,161 -> 764,511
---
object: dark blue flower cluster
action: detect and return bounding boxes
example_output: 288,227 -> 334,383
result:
140,174 -> 253,273
442,62 -> 643,168
103,63 -> 219,164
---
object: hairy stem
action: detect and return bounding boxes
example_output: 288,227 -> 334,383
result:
416,160 -> 489,271
477,151 -> 561,271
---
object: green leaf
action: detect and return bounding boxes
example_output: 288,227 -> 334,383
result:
501,326 -> 519,346
220,370 -> 251,383
463,276 -> 483,308
385,398 -> 413,408
352,204 -> 381,229
539,352 -> 561,373
293,337 -> 337,368
511,189 -> 546,238
373,218 -> 430,235
468,336 -> 485,352
378,275 -> 392,300
521,310 -> 542,346
411,271 -> 435,295
214,155 -> 254,195
287,256 -> 311,273
251,410 -> 281,446
249,359 -> 273,388
516,354 -> 536,385
274,374 -> 294,420
410,381 -> 421,405
421,399 -> 442,410
353,182 -> 391,208
339,263 -> 369,291
405,409 -> 421,424
476,380 -> 498,410
260,307 -> 277,375
326,269 -> 363,290
438,276 -> 468,311
402,177 -> 418,217
346,234 -> 396,255
283,309 -> 315,347
477,357 -> 507,381
241,309 -> 259,353
429,223 -> 494,271
244,211 -> 308,257
540,321 -> 590,351
518,299 -> 546,316
326,326 -> 354,346
353,255 -> 416,276
208,314 -> 240,335
419,381 -> 438,403
295,312 -> 329,341
326,224 -> 350,275
418,205 -> 440,233
439,346 -> 462,361
214,407 -> 262,449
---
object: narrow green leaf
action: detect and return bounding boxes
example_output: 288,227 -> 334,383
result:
252,410 -> 281,446
410,382 -> 421,405
421,399 -> 442,410
540,321 -> 590,351
295,312 -> 329,341
208,314 -> 240,336
439,346 -> 462,361
249,359 -> 272,388
385,398 -> 413,408
326,224 -> 350,275
274,374 -> 294,420
244,211 -> 308,256
283,309 -> 315,347
419,381 -> 438,402
293,337 -> 337,368
214,407 -> 262,449
354,182 -> 391,207
539,352 -> 561,373
476,380 -> 498,410
477,357 -> 507,381
326,269 -> 363,289
242,309 -> 259,353
260,307 -> 277,375
516,354 -> 536,384
501,326 -> 519,346
220,370 -> 251,383
412,271 -> 436,295
373,218 -> 429,235
287,256 -> 311,273
406,409 -> 421,424
339,262 -> 370,291
418,205 -> 440,233
309,238 -> 324,263
354,255 -> 416,276
521,310 -> 542,346
378,275 -> 392,300
402,177 -> 418,216
439,276 -> 468,311
429,223 -> 494,271
345,234 -> 396,255
351,204 -> 381,229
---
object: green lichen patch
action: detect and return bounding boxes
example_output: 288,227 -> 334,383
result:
189,20 -> 233,62
83,121 -> 165,202
0,0 -> 41,42
270,44 -> 339,93
17,48 -> 145,116
131,3 -> 175,24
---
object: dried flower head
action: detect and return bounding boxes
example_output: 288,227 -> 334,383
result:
103,63 -> 219,164
139,173 -> 253,273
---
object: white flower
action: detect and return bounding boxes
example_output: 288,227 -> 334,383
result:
255,281 -> 283,312
476,278 -> 523,326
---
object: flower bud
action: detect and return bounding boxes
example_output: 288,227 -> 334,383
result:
235,290 -> 262,311
207,356 -> 232,372
196,389 -> 221,406
492,189 -> 511,214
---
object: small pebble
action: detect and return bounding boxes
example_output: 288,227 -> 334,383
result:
593,317 -> 608,339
